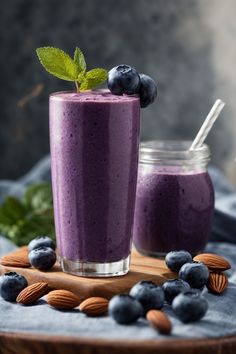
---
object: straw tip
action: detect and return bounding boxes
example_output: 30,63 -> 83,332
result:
216,98 -> 225,107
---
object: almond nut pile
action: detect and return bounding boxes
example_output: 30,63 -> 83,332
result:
193,253 -> 230,294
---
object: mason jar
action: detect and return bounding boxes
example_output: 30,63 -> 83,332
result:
133,141 -> 215,257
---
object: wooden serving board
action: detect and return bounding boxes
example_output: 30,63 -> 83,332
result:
0,247 -> 176,299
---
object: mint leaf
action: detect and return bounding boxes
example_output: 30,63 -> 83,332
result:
24,183 -> 53,213
74,47 -> 86,74
3,213 -> 55,246
80,68 -> 108,90
0,197 -> 26,225
36,47 -> 79,81
0,182 -> 55,246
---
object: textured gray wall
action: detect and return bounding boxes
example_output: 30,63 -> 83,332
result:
0,0 -> 235,181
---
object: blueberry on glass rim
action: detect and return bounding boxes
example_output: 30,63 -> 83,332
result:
0,272 -> 28,302
129,280 -> 164,314
29,247 -> 56,271
108,294 -> 143,324
28,236 -> 56,252
139,74 -> 157,108
172,289 -> 208,323
107,65 -> 157,108
107,65 -> 140,95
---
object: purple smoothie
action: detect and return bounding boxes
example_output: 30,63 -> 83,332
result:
133,167 -> 214,255
49,90 -> 140,263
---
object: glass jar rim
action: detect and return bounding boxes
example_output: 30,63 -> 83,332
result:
139,140 -> 210,164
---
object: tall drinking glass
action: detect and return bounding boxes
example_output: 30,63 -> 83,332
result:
49,90 -> 140,277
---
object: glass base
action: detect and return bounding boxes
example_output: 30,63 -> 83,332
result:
59,255 -> 130,277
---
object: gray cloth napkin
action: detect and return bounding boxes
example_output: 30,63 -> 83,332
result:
0,236 -> 236,340
1,157 -> 236,340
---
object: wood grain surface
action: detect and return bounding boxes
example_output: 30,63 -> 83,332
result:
0,247 -> 176,299
0,331 -> 236,354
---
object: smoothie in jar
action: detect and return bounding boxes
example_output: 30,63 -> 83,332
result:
133,141 -> 214,256
50,90 -> 140,276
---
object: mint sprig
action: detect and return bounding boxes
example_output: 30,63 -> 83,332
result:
36,46 -> 108,92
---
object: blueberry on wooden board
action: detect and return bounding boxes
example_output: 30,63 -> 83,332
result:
29,247 -> 56,271
28,235 -> 56,251
165,250 -> 192,272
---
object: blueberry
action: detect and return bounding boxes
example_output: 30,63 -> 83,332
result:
179,262 -> 209,289
165,250 -> 192,272
107,65 -> 140,95
28,236 -> 56,251
29,247 -> 56,271
139,73 -> 157,108
172,289 -> 208,323
108,294 -> 142,324
162,279 -> 191,304
129,281 -> 164,314
0,272 -> 28,302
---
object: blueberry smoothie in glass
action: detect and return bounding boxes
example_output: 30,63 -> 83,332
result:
37,45 -> 157,276
50,90 -> 140,276
133,141 -> 214,256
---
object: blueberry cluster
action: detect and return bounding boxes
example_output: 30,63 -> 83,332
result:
0,236 -> 56,302
107,65 -> 157,108
108,250 -> 209,326
164,250 -> 209,323
109,281 -> 164,325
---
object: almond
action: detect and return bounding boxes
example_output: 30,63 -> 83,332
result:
193,253 -> 231,271
47,290 -> 80,309
16,282 -> 48,304
146,310 -> 172,335
207,272 -> 228,294
0,247 -> 30,268
79,297 -> 108,316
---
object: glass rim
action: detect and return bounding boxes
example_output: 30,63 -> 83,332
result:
49,89 -> 139,102
139,140 -> 210,163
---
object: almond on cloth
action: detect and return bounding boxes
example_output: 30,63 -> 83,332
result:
16,282 -> 48,305
193,253 -> 231,272
146,310 -> 172,335
46,290 -> 80,309
207,272 -> 228,294
79,297 -> 109,316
